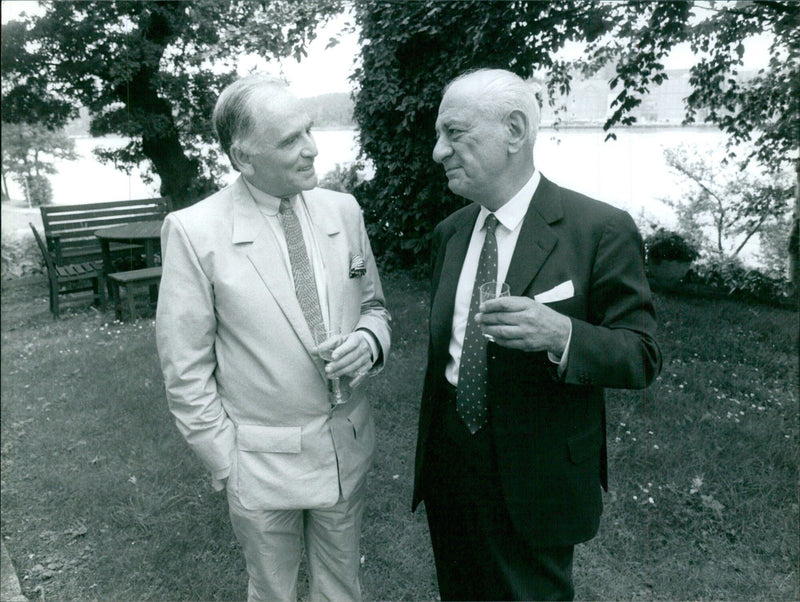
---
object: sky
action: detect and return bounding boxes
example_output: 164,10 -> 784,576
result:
2,0 -> 772,98
239,11 -> 359,97
0,0 -> 359,97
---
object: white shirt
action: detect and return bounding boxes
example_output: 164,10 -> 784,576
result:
242,178 -> 379,361
445,170 -> 571,386
243,179 -> 331,327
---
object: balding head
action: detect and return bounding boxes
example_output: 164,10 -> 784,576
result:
213,74 -> 292,169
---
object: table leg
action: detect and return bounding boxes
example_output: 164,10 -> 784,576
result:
100,239 -> 114,299
144,240 -> 156,267
145,239 -> 159,304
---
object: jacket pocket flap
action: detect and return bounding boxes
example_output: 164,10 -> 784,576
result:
567,426 -> 602,465
237,425 -> 302,454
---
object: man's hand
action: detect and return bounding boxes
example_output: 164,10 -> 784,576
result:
476,296 -> 571,356
321,331 -> 373,386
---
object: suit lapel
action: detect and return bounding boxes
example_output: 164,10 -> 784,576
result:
233,179 -> 326,379
430,205 -> 480,357
505,176 -> 562,296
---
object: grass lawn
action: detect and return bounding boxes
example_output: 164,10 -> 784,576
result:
1,271 -> 797,601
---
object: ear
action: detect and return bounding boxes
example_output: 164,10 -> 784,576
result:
505,109 -> 529,154
230,144 -> 255,176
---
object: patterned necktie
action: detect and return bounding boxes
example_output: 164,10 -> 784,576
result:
457,213 -> 499,434
278,197 -> 325,335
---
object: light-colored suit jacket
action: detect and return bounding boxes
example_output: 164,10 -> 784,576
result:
156,176 -> 391,510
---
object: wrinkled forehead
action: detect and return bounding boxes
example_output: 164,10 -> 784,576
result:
246,88 -> 311,138
436,82 -> 491,128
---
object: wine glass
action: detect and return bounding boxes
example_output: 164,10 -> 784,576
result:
313,324 -> 347,405
478,281 -> 510,341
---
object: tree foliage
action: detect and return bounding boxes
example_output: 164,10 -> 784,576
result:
663,144 -> 792,260
1,0 -> 342,208
1,123 -> 78,205
351,0 -> 799,273
598,0 -> 799,171
351,0 -> 616,271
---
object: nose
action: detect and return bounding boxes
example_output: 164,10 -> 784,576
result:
432,135 -> 451,164
301,132 -> 318,158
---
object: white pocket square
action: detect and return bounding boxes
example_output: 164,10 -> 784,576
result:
534,280 -> 574,304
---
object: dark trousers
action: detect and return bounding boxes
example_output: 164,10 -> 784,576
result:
421,385 -> 575,601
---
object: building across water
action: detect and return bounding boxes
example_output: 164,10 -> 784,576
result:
538,67 -> 757,127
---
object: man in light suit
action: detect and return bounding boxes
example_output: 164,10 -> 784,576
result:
413,69 -> 662,600
156,74 -> 391,602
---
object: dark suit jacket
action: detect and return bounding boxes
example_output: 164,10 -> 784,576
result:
413,175 -> 662,548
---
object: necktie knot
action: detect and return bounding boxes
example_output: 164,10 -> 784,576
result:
484,213 -> 498,235
279,197 -> 293,214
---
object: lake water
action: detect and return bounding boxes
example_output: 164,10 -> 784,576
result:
15,126 -> 727,224
7,126 -> 757,257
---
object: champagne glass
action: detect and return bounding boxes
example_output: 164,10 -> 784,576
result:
313,324 -> 346,405
478,281 -> 510,341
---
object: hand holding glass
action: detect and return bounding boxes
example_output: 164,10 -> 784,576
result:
313,325 -> 347,405
478,281 -> 510,341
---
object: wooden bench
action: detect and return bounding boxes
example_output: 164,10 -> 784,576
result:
40,197 -> 170,266
108,266 -> 163,320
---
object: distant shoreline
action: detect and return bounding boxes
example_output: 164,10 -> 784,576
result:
539,122 -> 717,131
66,122 -> 717,140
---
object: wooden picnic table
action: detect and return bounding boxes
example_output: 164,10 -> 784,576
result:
95,219 -> 163,271
95,220 -> 164,301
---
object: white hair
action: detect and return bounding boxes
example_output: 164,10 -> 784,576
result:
445,68 -> 540,145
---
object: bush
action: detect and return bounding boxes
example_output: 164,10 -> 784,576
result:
1,234 -> 44,279
645,228 -> 700,263
319,163 -> 365,194
352,2 -> 577,272
16,174 -> 54,206
687,258 -> 794,306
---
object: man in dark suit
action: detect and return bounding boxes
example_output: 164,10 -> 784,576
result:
412,68 -> 662,601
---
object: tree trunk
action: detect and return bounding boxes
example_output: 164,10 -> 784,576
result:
114,1 -> 211,210
789,161 -> 799,296
732,213 -> 769,258
127,80 -> 203,210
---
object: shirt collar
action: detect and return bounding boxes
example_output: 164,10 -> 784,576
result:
478,169 -> 541,232
242,177 -> 285,216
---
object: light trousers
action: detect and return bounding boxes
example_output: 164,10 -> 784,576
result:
228,479 -> 366,602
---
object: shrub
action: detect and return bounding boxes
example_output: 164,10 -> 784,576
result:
688,258 -> 794,306
645,228 -> 700,263
319,162 -> 365,194
16,174 -> 54,206
1,234 -> 44,279
353,2 -> 604,272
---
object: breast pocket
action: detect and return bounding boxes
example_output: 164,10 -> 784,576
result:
542,293 -> 587,320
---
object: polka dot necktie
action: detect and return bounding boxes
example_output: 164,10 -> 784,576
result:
456,213 -> 499,434
279,197 -> 324,335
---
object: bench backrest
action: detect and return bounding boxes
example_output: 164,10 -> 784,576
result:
40,197 -> 170,264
